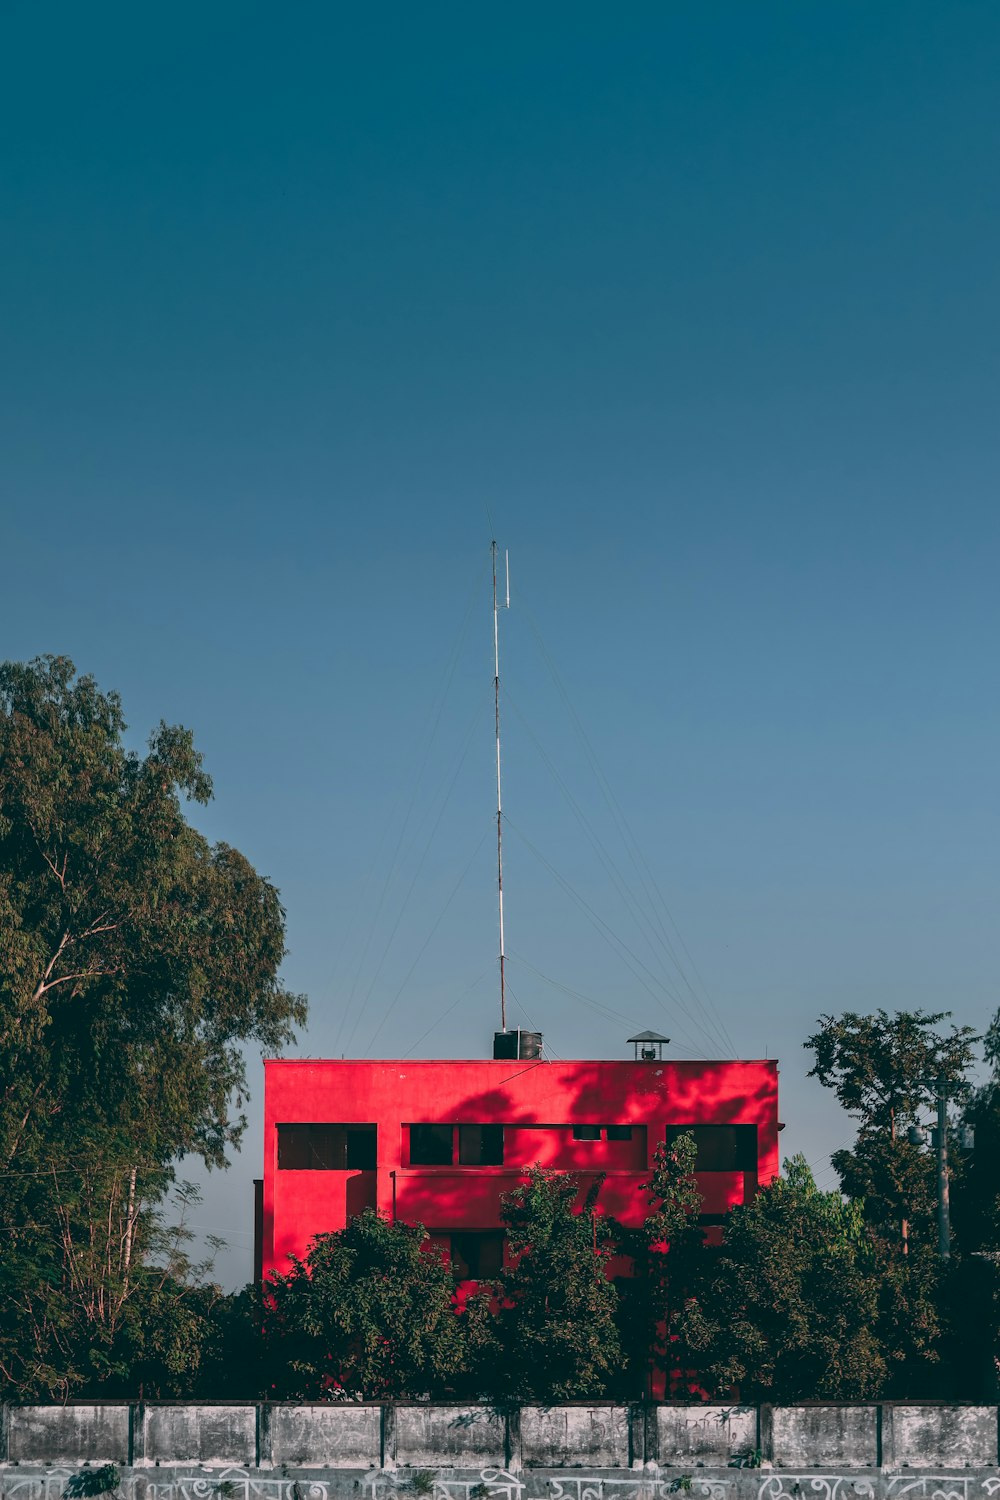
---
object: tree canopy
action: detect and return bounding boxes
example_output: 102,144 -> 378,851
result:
680,1156 -> 905,1400
0,655 -> 305,1396
805,1010 -> 977,1253
261,1210 -> 472,1399
492,1167 -> 623,1402
3,700 -> 999,1413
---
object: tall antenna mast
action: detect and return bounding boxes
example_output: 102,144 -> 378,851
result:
492,539 -> 510,1031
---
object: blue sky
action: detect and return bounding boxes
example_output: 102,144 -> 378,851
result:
3,2 -> 999,1284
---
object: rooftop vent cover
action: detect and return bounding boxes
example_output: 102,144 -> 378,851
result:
628,1029 -> 669,1061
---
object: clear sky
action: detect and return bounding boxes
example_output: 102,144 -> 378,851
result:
3,2 -> 999,1287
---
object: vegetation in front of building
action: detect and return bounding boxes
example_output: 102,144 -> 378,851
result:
2,657 -> 999,1404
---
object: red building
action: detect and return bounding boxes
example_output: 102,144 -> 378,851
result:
258,1031 -> 779,1281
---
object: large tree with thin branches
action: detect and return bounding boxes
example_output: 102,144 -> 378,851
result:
0,655 -> 306,1396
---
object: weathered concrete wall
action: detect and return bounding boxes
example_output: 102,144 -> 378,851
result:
656,1405 -> 757,1465
883,1406 -> 997,1469
393,1405 -> 505,1470
520,1406 -> 629,1468
770,1405 -> 878,1468
6,1406 -> 129,1464
5,1465 -> 1000,1500
143,1405 -> 256,1466
2,1402 -> 999,1472
270,1404 -> 381,1468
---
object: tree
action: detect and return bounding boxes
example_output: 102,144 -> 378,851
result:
805,1009 -> 976,1253
950,1009 -> 1000,1396
953,1007 -> 1000,1254
0,655 -> 306,1397
261,1210 -> 470,1398
491,1168 -> 622,1402
679,1156 -> 933,1401
615,1133 -> 703,1397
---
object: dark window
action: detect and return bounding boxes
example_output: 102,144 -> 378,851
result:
409,1123 -> 454,1165
346,1125 -> 377,1169
666,1124 -> 758,1171
451,1231 -> 505,1280
606,1125 -> 633,1141
278,1124 -> 377,1170
458,1124 -> 504,1165
572,1125 -> 602,1141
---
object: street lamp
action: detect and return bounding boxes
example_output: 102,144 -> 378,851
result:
906,1075 -> 975,1260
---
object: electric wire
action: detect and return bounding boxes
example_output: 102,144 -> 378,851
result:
505,687 -> 731,1055
523,601 -> 736,1053
503,813 -> 722,1056
520,600 -> 738,1056
342,698 -> 487,1054
809,1143 -> 856,1189
507,951 -> 703,1059
402,967 -> 493,1058
508,949 -> 650,1032
0,1219 -> 256,1245
333,554 -> 488,1053
503,977 -> 561,1059
0,1164 -> 167,1176
364,821 -> 491,1055
335,582 -> 482,1049
505,822 -> 725,1057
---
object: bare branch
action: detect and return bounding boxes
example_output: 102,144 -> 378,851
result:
34,965 -> 125,999
40,849 -> 68,891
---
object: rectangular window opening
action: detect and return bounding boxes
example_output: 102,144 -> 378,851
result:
572,1125 -> 602,1141
346,1125 -> 377,1170
606,1125 -> 633,1141
451,1231 -> 505,1280
458,1124 -> 504,1165
409,1123 -> 454,1166
277,1124 -> 377,1170
666,1124 -> 758,1172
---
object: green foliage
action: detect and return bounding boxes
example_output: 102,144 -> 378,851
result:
806,1009 -> 975,1126
0,1177 -> 235,1399
954,1007 -> 1000,1257
0,656 -> 305,1398
64,1467 -> 121,1499
261,1209 -> 469,1399
947,1007 -> 1000,1392
874,1247 -> 947,1396
680,1155 -> 928,1400
644,1132 -> 703,1244
805,1010 -> 976,1251
615,1132 -> 703,1396
802,1006 -> 989,1396
490,1167 -> 622,1402
189,1285 -> 268,1399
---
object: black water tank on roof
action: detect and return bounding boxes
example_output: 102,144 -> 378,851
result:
493,1029 -> 543,1060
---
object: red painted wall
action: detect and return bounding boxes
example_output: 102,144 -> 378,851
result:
261,1055 -> 779,1279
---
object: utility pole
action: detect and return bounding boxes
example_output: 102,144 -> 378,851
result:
909,1074 -> 974,1261
935,1075 -> 950,1261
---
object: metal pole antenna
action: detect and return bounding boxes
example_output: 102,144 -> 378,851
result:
492,539 -> 508,1032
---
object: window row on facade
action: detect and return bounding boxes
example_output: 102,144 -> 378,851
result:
276,1121 -> 758,1172
434,1217 -> 735,1280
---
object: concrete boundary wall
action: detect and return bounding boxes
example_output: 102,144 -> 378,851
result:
3,1466 -> 1000,1500
2,1404 -> 1000,1471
